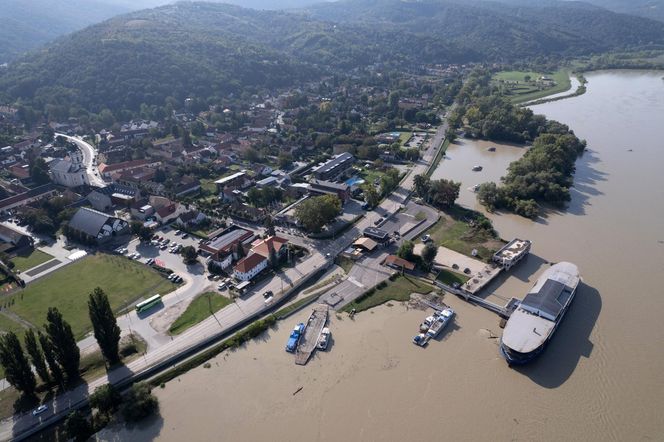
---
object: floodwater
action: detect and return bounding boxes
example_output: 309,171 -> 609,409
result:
100,71 -> 664,441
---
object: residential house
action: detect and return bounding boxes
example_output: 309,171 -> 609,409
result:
232,253 -> 268,282
98,159 -> 160,179
309,179 -> 351,203
173,176 -> 201,197
214,172 -> 252,192
0,184 -> 58,214
0,224 -> 34,254
87,184 -> 140,211
175,210 -> 206,228
250,236 -> 289,260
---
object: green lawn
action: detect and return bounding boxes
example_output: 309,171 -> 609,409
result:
493,69 -> 572,104
4,254 -> 176,339
343,275 -> 434,313
493,70 -> 543,82
436,269 -> 470,286
421,217 -> 501,262
11,250 -> 54,273
200,178 -> 218,194
169,292 -> 233,335
398,131 -> 412,146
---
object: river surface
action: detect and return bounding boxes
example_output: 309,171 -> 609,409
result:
98,71 -> 664,441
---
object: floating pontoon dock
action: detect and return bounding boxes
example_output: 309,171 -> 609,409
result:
295,304 -> 329,365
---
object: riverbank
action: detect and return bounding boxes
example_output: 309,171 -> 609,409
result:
521,73 -> 587,106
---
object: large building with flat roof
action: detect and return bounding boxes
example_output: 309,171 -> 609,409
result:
199,227 -> 255,269
312,152 -> 355,181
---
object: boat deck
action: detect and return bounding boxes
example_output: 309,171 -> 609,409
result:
294,304 -> 329,365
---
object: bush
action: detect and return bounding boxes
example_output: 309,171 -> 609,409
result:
65,410 -> 93,442
122,382 -> 159,422
90,384 -> 123,416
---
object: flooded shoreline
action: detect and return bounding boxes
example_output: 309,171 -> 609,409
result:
101,70 -> 664,441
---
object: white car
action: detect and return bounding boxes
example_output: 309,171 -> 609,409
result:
32,405 -> 48,416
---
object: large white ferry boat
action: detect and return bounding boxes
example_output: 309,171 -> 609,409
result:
500,262 -> 580,365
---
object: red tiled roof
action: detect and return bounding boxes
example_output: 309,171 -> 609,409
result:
384,255 -> 415,271
233,253 -> 266,273
251,236 -> 288,258
99,159 -> 151,174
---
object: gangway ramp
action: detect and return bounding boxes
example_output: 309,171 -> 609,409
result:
294,304 -> 329,365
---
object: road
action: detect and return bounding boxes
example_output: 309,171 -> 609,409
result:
1,122 -> 449,441
54,133 -> 106,188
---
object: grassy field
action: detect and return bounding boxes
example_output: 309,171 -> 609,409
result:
11,250 -> 54,272
420,214 -> 504,262
398,131 -> 412,145
169,292 -> 233,335
200,178 -> 218,194
3,254 -> 176,339
493,69 -> 572,104
343,275 -> 434,313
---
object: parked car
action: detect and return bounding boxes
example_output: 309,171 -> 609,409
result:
145,258 -> 155,265
263,290 -> 273,299
374,217 -> 384,225
160,244 -> 168,250
421,234 -> 431,242
181,233 -> 189,239
218,282 -> 227,290
174,230 -> 182,236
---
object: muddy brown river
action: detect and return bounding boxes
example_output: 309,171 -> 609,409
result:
98,71 -> 664,441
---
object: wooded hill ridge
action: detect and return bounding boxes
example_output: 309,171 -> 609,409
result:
1,0 -> 663,115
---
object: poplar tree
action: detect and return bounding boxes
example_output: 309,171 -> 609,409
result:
88,288 -> 121,365
44,307 -> 80,383
24,329 -> 50,385
39,331 -> 64,388
0,332 -> 36,395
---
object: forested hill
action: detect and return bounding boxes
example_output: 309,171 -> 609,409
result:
305,0 -> 664,58
0,0 -> 131,63
1,1 -> 664,117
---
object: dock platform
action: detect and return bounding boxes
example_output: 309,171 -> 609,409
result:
295,304 -> 329,365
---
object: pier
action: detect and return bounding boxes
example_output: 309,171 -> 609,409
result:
294,304 -> 329,365
432,238 -> 531,318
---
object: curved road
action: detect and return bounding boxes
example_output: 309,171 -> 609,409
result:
54,133 -> 106,187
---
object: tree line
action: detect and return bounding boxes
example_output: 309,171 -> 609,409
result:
0,287 -> 121,396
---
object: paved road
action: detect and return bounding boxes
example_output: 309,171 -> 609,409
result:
54,133 -> 106,188
1,122 -> 449,441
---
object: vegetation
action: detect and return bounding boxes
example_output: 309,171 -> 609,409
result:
1,254 -> 175,339
397,240 -> 415,262
88,288 -> 122,366
180,245 -> 199,265
11,249 -> 53,273
44,307 -> 80,384
169,292 -> 233,335
421,242 -> 438,270
24,329 -> 50,385
414,175 -> 460,208
64,410 -> 93,442
493,69 -> 572,104
121,382 -> 159,422
294,194 -> 341,233
89,384 -> 122,417
343,275 -> 434,313
3,1 -> 663,121
0,332 -> 36,395
477,132 -> 586,217
436,269 -> 470,287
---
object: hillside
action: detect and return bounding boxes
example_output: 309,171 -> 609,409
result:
1,1 -> 663,117
305,0 -> 664,58
0,0 -> 131,63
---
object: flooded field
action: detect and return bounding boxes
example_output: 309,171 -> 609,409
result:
101,71 -> 664,441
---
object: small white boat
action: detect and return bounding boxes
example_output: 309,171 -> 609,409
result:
317,327 -> 331,350
472,165 -> 483,171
